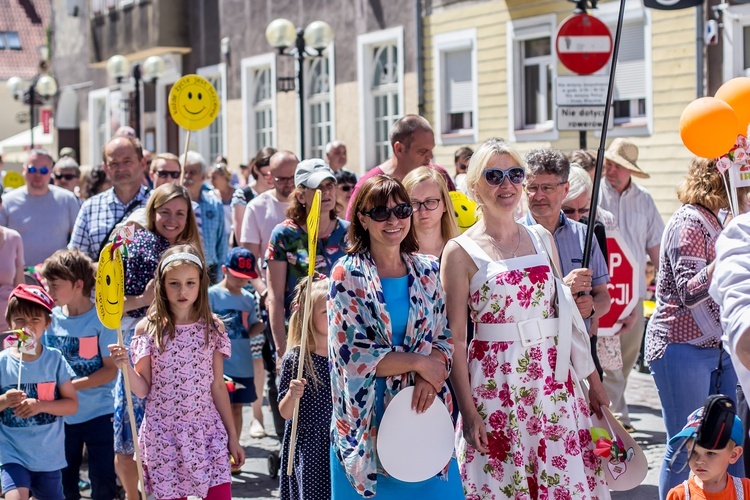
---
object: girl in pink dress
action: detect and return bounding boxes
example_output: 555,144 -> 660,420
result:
109,244 -> 245,500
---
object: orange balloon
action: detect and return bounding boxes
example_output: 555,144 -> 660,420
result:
715,77 -> 750,128
679,97 -> 739,159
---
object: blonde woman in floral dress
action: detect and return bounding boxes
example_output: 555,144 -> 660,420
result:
441,139 -> 611,499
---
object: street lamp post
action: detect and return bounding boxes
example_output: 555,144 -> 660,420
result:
7,74 -> 58,149
106,54 -> 166,139
265,19 -> 334,158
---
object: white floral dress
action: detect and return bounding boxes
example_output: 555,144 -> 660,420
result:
454,229 -> 610,500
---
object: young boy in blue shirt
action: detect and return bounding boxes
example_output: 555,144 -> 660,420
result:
42,250 -> 118,500
0,284 -> 78,500
209,248 -> 266,458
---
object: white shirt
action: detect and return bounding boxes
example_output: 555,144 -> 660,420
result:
239,189 -> 288,257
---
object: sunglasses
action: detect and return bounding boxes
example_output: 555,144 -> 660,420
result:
273,176 -> 295,184
156,170 -> 181,179
483,167 -> 525,186
54,173 -> 78,181
360,203 -> 413,222
562,207 -> 590,216
27,166 -> 50,175
338,185 -> 354,192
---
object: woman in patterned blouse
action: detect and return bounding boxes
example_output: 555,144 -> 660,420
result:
328,174 -> 463,498
646,157 -> 749,497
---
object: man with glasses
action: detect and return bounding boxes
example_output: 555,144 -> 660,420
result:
520,148 -> 611,377
52,156 -> 82,195
69,136 -> 151,261
0,149 -> 80,266
453,146 -> 473,194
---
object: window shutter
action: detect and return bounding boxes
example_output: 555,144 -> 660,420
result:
613,22 -> 646,100
445,50 -> 473,113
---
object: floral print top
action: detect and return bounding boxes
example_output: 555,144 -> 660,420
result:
328,252 -> 454,497
124,229 -> 171,318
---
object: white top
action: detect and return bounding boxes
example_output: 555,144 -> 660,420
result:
239,189 -> 288,254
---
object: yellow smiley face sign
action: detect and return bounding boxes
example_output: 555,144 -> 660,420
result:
95,243 -> 125,330
3,171 -> 24,189
168,75 -> 221,131
449,191 -> 480,233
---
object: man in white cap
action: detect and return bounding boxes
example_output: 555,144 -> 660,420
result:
599,137 -> 664,432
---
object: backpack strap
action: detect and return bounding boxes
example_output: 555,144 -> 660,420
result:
683,479 -> 690,500
732,475 -> 743,499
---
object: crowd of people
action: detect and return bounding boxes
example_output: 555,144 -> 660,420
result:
1,113 -> 749,500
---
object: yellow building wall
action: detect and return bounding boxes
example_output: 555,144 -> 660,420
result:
423,0 -> 697,220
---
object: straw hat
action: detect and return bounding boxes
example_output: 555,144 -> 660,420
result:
604,138 -> 650,179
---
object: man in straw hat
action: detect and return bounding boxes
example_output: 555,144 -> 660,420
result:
599,137 -> 664,433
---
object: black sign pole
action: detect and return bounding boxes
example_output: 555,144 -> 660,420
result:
581,0 -> 627,269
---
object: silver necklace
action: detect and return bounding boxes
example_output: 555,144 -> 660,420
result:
489,224 -> 522,259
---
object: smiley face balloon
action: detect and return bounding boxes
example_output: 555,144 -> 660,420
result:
95,243 -> 125,330
168,75 -> 221,131
449,191 -> 480,233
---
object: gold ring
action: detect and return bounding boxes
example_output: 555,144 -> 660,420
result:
428,392 -> 434,396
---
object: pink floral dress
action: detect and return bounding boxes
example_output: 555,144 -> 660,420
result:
131,321 -> 231,499
454,230 -> 609,500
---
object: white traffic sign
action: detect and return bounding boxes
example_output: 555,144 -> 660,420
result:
556,75 -> 609,106
556,106 -> 613,131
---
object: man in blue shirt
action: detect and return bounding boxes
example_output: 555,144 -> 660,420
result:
520,148 -> 611,376
181,151 -> 228,283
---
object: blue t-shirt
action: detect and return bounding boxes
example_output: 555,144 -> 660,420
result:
208,285 -> 260,378
43,306 -> 117,425
375,275 -> 410,422
0,346 -> 75,471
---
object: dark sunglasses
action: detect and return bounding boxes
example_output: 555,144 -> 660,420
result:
156,170 -> 181,179
339,185 -> 354,192
360,203 -> 413,222
562,207 -> 590,216
54,173 -> 78,181
27,166 -> 50,175
483,167 -> 525,186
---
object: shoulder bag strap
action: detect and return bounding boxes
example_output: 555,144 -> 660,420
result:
96,195 -> 147,259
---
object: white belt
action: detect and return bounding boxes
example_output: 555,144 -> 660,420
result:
475,318 -> 559,347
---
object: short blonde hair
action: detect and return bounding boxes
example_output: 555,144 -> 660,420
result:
402,166 -> 459,242
564,164 -> 593,204
465,138 -> 526,204
677,157 -> 749,211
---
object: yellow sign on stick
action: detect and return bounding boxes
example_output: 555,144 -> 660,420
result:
168,75 -> 221,131
95,243 -> 125,330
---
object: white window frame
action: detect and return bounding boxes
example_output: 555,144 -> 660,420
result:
196,63 -> 228,162
432,29 -> 478,145
358,27 -> 405,171
595,1 -> 653,137
723,4 -> 750,81
241,53 -> 277,162
507,14 -> 558,142
88,87 -> 110,166
304,44 -> 336,160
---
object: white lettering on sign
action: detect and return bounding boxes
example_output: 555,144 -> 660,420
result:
608,283 -> 631,306
558,36 -> 612,53
610,252 -> 622,270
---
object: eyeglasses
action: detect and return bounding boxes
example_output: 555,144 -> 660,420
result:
338,185 -> 354,192
562,207 -> 590,216
273,176 -> 295,184
54,173 -> 78,181
410,198 -> 441,212
360,203 -> 413,222
156,170 -> 181,180
457,163 -> 469,171
483,167 -> 526,186
524,181 -> 567,194
27,166 -> 50,175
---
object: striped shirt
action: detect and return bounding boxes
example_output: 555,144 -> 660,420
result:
599,179 -> 664,297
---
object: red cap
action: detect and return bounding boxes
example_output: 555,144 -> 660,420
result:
9,284 -> 54,313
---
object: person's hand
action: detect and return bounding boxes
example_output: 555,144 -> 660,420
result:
14,398 -> 43,418
287,378 -> 307,401
615,310 -> 638,335
586,374 -> 610,419
2,389 -> 26,408
574,294 -> 595,319
107,344 -> 130,370
229,438 -> 246,469
415,354 -> 448,391
462,409 -> 489,453
412,374 -> 439,414
564,268 -> 594,295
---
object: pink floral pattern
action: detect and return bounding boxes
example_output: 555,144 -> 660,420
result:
456,237 -> 609,499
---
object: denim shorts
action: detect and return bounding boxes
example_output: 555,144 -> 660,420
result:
1,463 -> 63,499
227,375 -> 257,405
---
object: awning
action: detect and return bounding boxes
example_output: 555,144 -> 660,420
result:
0,122 -> 55,163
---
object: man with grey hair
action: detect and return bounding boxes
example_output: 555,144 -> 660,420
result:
0,148 -> 80,265
180,150 -> 227,283
520,148 -> 611,378
52,156 -> 82,195
325,140 -> 348,172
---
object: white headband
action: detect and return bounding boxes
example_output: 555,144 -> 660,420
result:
160,252 -> 203,271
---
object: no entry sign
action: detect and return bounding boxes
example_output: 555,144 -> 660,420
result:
556,13 -> 613,75
598,230 -> 639,337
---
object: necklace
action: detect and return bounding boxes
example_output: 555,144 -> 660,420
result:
489,224 -> 522,259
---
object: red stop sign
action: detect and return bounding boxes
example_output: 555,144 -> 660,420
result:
556,13 -> 613,75
598,231 -> 640,336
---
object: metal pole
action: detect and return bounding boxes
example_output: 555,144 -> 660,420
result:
29,80 -> 36,149
581,0 -> 627,269
696,3 -> 704,98
579,130 -> 587,150
133,63 -> 142,139
296,28 -> 306,159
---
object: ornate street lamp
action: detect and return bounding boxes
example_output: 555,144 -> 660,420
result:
106,54 -> 166,139
7,73 -> 58,149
